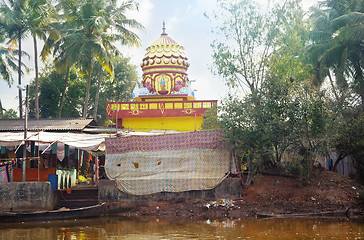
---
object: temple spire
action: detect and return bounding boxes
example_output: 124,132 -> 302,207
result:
162,20 -> 166,35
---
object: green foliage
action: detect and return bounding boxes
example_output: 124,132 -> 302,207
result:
209,0 -> 305,93
211,0 -> 363,180
53,0 -> 143,118
29,64 -> 83,118
308,0 -> 364,105
0,0 -> 30,118
1,0 -> 143,119
0,100 -> 18,119
306,0 -> 364,179
91,58 -> 138,125
327,101 -> 364,179
268,7 -> 313,84
0,42 -> 17,87
28,58 -> 137,122
0,0 -> 29,41
201,104 -> 221,130
28,0 -> 56,119
212,0 -> 327,178
1,108 -> 18,119
220,79 -> 328,177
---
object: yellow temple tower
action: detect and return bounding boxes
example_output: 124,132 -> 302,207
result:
106,23 -> 216,132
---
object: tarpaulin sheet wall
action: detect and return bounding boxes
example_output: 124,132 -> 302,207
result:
105,130 -> 231,195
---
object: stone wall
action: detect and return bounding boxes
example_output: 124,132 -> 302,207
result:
0,182 -> 56,212
98,178 -> 242,213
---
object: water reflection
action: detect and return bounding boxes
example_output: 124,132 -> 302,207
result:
0,217 -> 363,240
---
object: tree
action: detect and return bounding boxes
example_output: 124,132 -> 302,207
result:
0,0 -> 58,119
308,0 -> 364,107
220,78 -> 328,178
213,0 -> 329,179
0,0 -> 31,118
53,0 -> 143,119
0,99 -> 3,116
325,94 -> 364,179
27,0 -> 55,119
0,100 -> 18,119
29,58 -> 137,122
267,1 -> 313,84
201,105 -> 221,130
308,0 -> 364,178
209,0 -> 303,94
0,41 -> 18,87
50,0 -> 86,118
91,57 -> 138,124
1,109 -> 18,119
93,63 -> 103,120
28,64 -> 84,118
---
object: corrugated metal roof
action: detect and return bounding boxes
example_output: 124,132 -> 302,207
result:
0,119 -> 95,132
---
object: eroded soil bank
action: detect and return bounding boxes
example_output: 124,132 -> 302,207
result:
116,170 -> 363,220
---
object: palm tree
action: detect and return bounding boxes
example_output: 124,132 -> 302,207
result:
0,41 -> 18,87
308,0 -> 364,172
53,0 -> 143,119
1,0 -> 60,119
0,0 -> 30,118
308,0 -> 364,105
27,0 -> 55,119
93,63 -> 104,120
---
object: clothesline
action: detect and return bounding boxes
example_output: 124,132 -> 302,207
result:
0,157 -> 40,166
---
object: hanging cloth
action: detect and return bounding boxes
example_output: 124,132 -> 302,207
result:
0,165 -> 9,183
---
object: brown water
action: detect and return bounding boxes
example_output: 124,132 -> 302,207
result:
0,217 -> 363,240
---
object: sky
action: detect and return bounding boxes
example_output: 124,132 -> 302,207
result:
0,0 -> 319,115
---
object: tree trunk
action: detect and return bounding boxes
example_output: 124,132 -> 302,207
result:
328,71 -> 339,101
33,35 -> 39,119
93,66 -> 102,120
332,152 -> 346,172
83,57 -> 92,119
58,66 -> 70,118
18,31 -> 23,119
245,156 -> 253,185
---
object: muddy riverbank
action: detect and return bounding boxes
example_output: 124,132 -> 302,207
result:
115,170 -> 363,220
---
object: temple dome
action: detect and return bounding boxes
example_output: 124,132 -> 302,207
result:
139,24 -> 192,97
152,33 -> 177,45
143,34 -> 187,59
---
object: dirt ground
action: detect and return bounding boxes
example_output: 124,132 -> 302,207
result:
121,169 -> 364,220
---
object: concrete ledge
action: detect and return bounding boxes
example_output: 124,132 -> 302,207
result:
98,178 -> 242,213
0,182 -> 56,212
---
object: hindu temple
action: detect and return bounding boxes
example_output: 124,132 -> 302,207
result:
106,24 -> 216,132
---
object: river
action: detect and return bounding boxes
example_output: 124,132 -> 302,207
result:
0,216 -> 363,239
